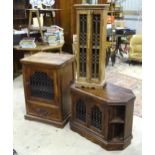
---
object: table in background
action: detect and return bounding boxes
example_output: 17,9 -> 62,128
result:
14,42 -> 64,54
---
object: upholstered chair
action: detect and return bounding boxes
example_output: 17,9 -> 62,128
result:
129,34 -> 142,63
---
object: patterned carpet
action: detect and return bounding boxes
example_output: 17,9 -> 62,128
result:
106,71 -> 142,117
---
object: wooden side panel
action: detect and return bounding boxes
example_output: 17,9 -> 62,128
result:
124,101 -> 134,139
60,62 -> 75,119
99,10 -> 107,83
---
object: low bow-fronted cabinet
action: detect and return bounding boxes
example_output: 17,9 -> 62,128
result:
21,52 -> 75,128
70,83 -> 135,150
75,4 -> 109,88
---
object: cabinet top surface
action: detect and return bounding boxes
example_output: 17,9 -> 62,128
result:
74,4 -> 109,9
71,83 -> 135,104
21,52 -> 75,66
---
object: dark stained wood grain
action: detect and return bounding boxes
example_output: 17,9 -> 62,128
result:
71,83 -> 135,104
70,82 -> 135,150
21,52 -> 75,128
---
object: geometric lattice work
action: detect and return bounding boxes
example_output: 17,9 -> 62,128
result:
92,14 -> 100,46
30,71 -> 54,100
79,48 -> 87,77
79,14 -> 87,46
76,99 -> 86,122
79,14 -> 87,77
91,14 -> 100,79
91,106 -> 102,130
92,49 -> 99,78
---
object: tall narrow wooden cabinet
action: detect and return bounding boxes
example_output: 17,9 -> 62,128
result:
75,4 -> 109,88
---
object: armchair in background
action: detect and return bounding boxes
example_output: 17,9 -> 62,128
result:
129,34 -> 142,63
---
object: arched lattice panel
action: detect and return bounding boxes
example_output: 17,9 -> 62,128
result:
29,71 -> 54,100
76,99 -> 86,122
91,106 -> 102,130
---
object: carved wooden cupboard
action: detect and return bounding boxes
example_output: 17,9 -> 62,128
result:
74,4 -> 109,88
70,83 -> 135,150
21,52 -> 75,128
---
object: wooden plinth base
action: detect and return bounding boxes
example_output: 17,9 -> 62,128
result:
75,79 -> 106,89
25,114 -> 70,128
70,121 -> 132,151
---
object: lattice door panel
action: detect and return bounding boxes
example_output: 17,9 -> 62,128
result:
29,71 -> 54,100
91,106 -> 102,130
79,48 -> 87,77
91,14 -> 101,79
92,49 -> 99,78
76,99 -> 86,122
79,14 -> 87,77
92,14 -> 101,46
79,14 -> 87,46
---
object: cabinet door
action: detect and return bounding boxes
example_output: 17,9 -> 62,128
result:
88,100 -> 105,137
77,10 -> 91,82
23,65 -> 59,105
90,10 -> 105,83
71,93 -> 87,126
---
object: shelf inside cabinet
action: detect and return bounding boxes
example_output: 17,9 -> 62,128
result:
109,106 -> 125,122
108,123 -> 124,141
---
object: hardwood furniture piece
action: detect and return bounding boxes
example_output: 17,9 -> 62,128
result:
129,34 -> 142,63
21,52 -> 75,128
14,42 -> 64,54
74,4 -> 109,89
27,8 -> 61,42
13,0 -> 30,29
70,83 -> 135,150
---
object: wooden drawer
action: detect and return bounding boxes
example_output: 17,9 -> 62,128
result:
27,103 -> 61,121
